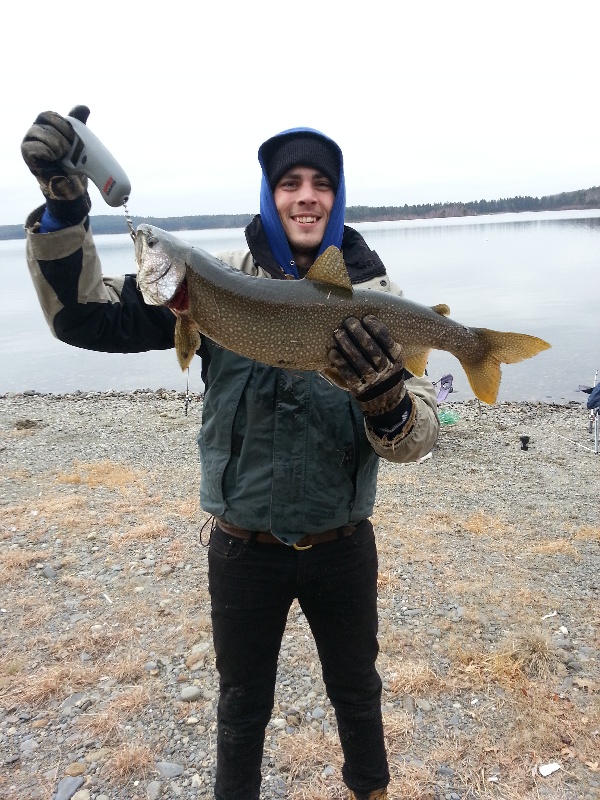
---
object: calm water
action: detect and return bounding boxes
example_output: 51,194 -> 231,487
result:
1,211 -> 599,402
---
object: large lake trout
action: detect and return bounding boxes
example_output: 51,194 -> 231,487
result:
135,224 -> 550,404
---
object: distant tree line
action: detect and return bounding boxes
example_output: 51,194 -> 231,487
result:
345,186 -> 600,222
2,186 -> 599,240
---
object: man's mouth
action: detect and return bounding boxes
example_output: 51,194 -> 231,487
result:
292,216 -> 319,224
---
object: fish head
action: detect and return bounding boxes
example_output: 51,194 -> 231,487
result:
135,224 -> 190,309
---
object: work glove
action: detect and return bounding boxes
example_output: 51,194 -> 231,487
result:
21,105 -> 91,222
327,315 -> 408,417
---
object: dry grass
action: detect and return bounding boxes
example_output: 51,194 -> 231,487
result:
107,742 -> 155,782
388,661 -> 447,697
56,459 -> 144,488
503,630 -> 563,678
9,649 -> 145,705
0,547 -> 46,573
12,662 -> 104,704
572,524 -> 600,541
278,728 -> 343,790
79,686 -> 151,742
528,539 -> 581,558
110,520 -> 171,546
461,511 -> 504,535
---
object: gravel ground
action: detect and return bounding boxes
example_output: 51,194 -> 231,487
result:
0,391 -> 599,800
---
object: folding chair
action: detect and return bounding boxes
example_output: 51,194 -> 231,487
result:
433,373 -> 454,405
579,376 -> 600,455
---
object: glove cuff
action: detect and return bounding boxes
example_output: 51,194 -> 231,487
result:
358,380 -> 406,416
44,192 -> 91,226
367,392 -> 417,442
356,365 -> 407,416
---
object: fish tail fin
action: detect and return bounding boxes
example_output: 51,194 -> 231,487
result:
175,315 -> 201,371
462,328 -> 551,404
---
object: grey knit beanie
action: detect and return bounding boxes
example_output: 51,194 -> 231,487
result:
262,133 -> 340,191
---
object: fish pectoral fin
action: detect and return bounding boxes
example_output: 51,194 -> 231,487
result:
402,349 -> 432,379
320,366 -> 350,390
462,328 -> 551,405
305,246 -> 353,291
432,303 -> 451,317
174,315 -> 201,371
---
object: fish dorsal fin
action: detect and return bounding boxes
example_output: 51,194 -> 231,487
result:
305,246 -> 353,291
432,303 -> 451,317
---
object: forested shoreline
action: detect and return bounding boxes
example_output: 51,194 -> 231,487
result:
2,185 -> 599,240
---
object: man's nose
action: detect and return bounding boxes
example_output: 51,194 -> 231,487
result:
297,180 -> 318,203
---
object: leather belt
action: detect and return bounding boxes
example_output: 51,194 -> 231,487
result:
216,518 -> 356,550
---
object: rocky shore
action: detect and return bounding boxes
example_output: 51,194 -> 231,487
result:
1,391 -> 599,800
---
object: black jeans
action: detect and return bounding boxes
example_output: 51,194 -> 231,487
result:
207,519 -> 389,800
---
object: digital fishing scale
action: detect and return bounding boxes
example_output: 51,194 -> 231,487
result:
61,106 -> 131,208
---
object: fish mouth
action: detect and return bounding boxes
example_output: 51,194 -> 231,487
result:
167,279 -> 189,313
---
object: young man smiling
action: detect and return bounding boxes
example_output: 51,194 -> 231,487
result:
21,115 -> 440,799
273,165 -> 334,270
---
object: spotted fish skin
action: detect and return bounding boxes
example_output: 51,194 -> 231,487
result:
135,224 -> 550,404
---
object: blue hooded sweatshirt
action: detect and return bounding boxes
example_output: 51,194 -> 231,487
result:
257,127 -> 346,279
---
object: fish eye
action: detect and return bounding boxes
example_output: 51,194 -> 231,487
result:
147,236 -> 158,248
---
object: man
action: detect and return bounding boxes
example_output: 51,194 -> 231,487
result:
21,108 -> 440,800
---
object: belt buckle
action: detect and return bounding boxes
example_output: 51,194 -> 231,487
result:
293,541 -> 312,550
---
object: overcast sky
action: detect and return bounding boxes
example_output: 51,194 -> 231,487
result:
3,1 -> 599,227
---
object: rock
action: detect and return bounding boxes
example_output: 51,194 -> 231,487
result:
42,564 -> 57,579
19,738 -> 39,756
415,698 -> 432,712
402,695 -> 416,714
180,686 -> 203,702
147,780 -> 162,800
83,747 -> 112,763
155,761 -> 185,779
54,776 -> 85,800
64,762 -> 86,776
72,791 -> 91,800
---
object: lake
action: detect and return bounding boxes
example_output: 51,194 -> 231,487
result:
1,210 -> 598,402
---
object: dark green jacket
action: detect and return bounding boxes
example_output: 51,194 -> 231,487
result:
199,345 -> 380,542
25,212 -> 440,544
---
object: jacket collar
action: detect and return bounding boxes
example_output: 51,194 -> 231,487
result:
244,215 -> 387,284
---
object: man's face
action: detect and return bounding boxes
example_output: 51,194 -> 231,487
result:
273,166 -> 335,265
